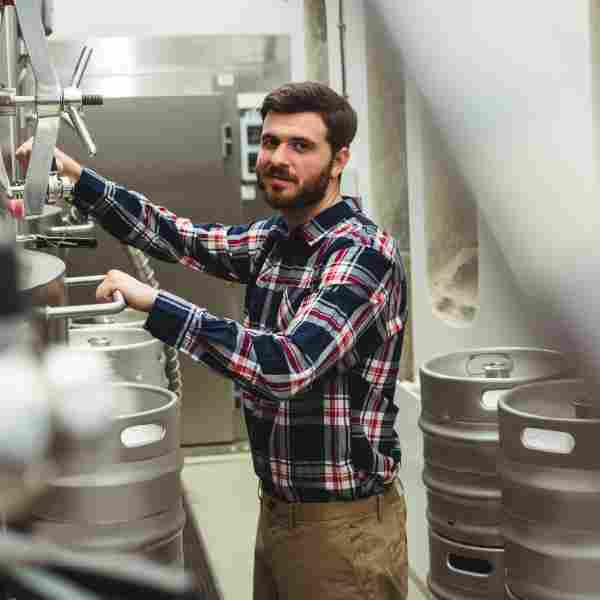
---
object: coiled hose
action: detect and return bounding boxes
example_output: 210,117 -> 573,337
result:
124,246 -> 183,400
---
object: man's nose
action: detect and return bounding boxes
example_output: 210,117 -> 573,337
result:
270,143 -> 291,166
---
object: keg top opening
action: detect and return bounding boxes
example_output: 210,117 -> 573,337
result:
421,347 -> 569,382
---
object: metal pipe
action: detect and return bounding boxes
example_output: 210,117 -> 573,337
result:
338,0 -> 348,98
2,4 -> 20,181
70,46 -> 93,89
42,290 -> 126,320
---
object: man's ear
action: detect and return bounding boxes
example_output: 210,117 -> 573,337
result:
331,147 -> 350,178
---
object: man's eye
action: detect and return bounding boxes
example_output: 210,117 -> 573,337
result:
262,138 -> 277,149
291,141 -> 308,152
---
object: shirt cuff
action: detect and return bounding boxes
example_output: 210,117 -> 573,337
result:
144,290 -> 202,349
72,168 -> 109,212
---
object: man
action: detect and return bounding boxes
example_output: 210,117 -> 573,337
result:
18,81 -> 409,599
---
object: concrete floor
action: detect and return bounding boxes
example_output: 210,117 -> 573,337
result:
181,381 -> 432,600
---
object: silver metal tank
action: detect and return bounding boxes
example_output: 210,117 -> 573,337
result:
32,383 -> 184,565
428,529 -> 505,599
68,326 -> 167,388
419,347 -> 570,547
499,378 -> 600,600
18,248 -> 68,346
18,250 -> 126,348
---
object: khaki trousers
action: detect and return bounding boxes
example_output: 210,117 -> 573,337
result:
253,483 -> 408,600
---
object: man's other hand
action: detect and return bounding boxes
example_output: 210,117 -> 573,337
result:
96,270 -> 159,313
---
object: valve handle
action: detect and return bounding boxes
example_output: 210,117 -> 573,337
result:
67,104 -> 96,157
63,45 -> 99,156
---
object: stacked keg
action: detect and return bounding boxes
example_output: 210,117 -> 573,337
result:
31,301 -> 184,566
419,348 -> 570,599
499,379 -> 600,599
32,383 -> 185,565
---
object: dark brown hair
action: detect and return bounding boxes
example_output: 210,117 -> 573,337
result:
260,81 -> 357,154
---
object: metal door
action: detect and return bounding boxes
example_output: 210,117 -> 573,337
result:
59,94 -> 243,446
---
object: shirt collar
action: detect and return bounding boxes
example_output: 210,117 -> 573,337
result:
273,196 -> 363,247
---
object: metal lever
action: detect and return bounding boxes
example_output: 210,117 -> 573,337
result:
66,104 -> 96,156
62,46 -> 101,157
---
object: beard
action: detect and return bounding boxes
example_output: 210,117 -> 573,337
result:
257,159 -> 334,211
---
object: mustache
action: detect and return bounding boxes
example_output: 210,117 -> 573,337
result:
262,166 -> 297,182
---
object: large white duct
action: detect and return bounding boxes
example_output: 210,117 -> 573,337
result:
368,0 -> 600,392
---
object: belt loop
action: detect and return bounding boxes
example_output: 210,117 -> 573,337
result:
288,503 -> 296,529
376,494 -> 383,522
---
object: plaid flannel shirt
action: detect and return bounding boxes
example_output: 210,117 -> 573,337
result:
74,168 -> 408,502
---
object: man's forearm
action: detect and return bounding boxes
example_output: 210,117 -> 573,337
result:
57,148 -> 83,183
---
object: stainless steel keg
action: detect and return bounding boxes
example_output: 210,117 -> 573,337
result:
419,348 -> 570,547
68,327 -> 167,388
32,383 -> 184,565
499,378 -> 600,600
428,529 -> 505,600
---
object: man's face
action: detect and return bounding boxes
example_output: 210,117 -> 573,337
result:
256,112 -> 339,211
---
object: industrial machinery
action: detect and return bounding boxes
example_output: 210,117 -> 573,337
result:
0,2 -> 198,597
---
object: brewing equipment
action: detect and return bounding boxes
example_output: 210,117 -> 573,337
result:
419,347 -> 570,599
0,0 -> 189,586
18,250 -> 125,348
499,378 -> 600,600
32,382 -> 184,565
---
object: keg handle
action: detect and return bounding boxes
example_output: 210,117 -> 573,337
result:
446,553 -> 494,578
41,275 -> 126,320
120,424 -> 166,448
115,409 -> 178,458
521,427 -> 575,455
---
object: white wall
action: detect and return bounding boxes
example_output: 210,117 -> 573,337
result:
369,0 -> 600,385
52,0 -> 306,81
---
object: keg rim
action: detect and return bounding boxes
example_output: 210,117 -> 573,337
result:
428,527 -> 506,553
498,377 -> 600,424
109,382 -> 178,419
420,346 -> 569,383
69,326 -> 161,351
